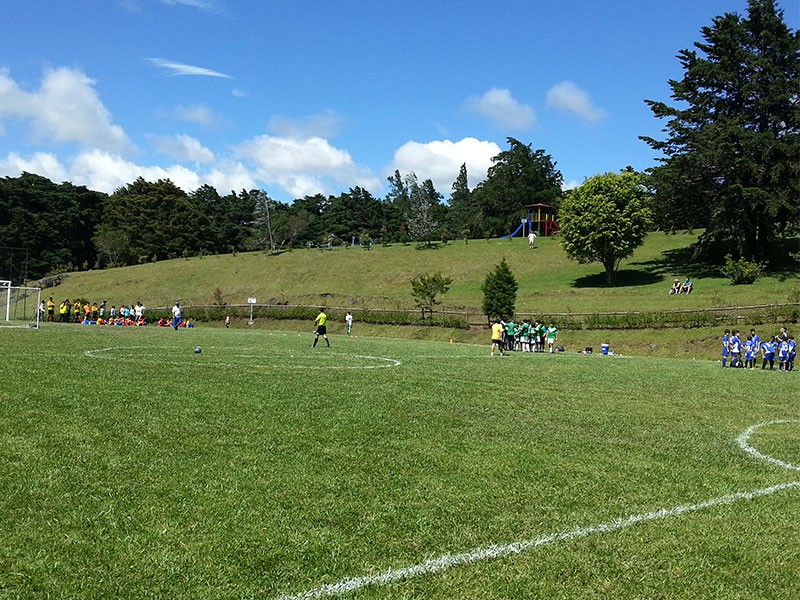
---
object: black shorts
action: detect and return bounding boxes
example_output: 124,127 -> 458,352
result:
316,325 -> 327,335
491,338 -> 502,345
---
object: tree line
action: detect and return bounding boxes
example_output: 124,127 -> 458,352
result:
0,138 -> 564,282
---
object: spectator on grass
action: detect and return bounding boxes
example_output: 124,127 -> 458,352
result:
172,301 -> 182,329
679,277 -> 693,294
669,279 -> 681,295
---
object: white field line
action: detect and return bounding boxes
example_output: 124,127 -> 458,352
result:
275,420 -> 800,600
84,347 -> 401,369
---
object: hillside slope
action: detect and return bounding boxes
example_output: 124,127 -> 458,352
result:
49,233 -> 799,314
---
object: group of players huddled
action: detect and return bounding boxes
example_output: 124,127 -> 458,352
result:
491,319 -> 559,356
722,327 -> 795,371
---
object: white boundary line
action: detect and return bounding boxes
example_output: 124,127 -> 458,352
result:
275,420 -> 800,600
84,346 -> 401,370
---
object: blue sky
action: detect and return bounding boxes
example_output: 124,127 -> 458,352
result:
1,0 -> 797,202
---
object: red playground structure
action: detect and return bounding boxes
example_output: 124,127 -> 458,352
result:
500,203 -> 560,238
525,203 -> 559,236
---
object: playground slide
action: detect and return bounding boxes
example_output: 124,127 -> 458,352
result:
500,222 -> 525,238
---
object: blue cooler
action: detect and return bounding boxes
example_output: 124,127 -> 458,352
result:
601,343 -> 609,355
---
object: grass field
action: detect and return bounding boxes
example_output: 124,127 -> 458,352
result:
50,233 -> 800,315
1,325 -> 798,599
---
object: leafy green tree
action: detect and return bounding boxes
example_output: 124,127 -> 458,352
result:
559,172 -> 652,285
472,138 -> 563,237
410,271 -> 453,319
641,0 -> 800,262
481,258 -> 518,322
191,185 -> 255,253
0,173 -> 104,278
100,177 -> 211,263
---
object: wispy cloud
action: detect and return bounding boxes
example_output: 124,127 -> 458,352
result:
546,81 -> 607,123
146,58 -> 233,79
464,88 -> 536,130
158,0 -> 221,12
267,110 -> 345,139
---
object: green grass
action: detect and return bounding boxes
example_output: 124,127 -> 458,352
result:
1,325 -> 798,599
49,233 -> 800,315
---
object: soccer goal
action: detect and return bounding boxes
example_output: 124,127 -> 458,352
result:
0,280 -> 41,328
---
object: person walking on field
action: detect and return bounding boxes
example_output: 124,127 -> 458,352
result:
528,230 -> 537,248
172,301 -> 183,329
345,311 -> 354,336
311,308 -> 331,348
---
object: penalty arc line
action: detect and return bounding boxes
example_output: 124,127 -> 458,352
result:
275,420 -> 800,600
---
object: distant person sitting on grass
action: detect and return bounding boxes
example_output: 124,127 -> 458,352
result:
679,277 -> 693,294
669,279 -> 681,295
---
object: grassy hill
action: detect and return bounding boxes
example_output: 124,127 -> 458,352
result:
48,233 -> 800,315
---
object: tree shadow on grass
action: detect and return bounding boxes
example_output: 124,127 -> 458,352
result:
628,245 -> 720,279
572,269 -> 665,288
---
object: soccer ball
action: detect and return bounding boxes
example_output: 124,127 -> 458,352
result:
194,346 -> 202,354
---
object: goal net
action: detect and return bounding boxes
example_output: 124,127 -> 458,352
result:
0,280 -> 41,328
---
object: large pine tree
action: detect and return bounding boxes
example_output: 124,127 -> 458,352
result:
641,0 -> 800,263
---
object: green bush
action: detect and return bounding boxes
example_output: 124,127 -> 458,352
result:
721,254 -> 764,284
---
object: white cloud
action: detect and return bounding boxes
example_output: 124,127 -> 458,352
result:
546,81 -> 607,123
390,137 -> 501,194
231,88 -> 247,98
148,133 -> 215,163
464,88 -> 536,130
0,149 -> 255,196
0,67 -> 132,152
0,151 -> 69,183
146,58 -> 233,79
562,179 -> 582,191
234,134 -> 380,198
267,110 -> 345,139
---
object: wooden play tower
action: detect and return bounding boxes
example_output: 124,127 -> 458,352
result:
525,203 -> 559,236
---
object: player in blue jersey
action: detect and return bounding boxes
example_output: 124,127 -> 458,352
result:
788,335 -> 796,371
777,338 -> 790,371
721,329 -> 730,368
761,336 -> 776,370
729,330 -> 742,368
743,336 -> 756,369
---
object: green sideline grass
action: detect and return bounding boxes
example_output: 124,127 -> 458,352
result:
1,325 -> 798,599
50,233 -> 800,315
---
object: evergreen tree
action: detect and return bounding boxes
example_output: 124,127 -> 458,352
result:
641,0 -> 800,262
481,258 -> 518,322
472,138 -> 563,237
447,163 -> 481,237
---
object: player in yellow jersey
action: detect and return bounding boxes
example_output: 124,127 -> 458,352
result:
311,308 -> 331,348
490,319 -> 505,356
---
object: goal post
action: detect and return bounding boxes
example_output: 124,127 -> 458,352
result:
0,280 -> 41,328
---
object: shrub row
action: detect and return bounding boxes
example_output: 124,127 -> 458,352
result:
144,304 -> 800,331
145,306 -> 470,329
